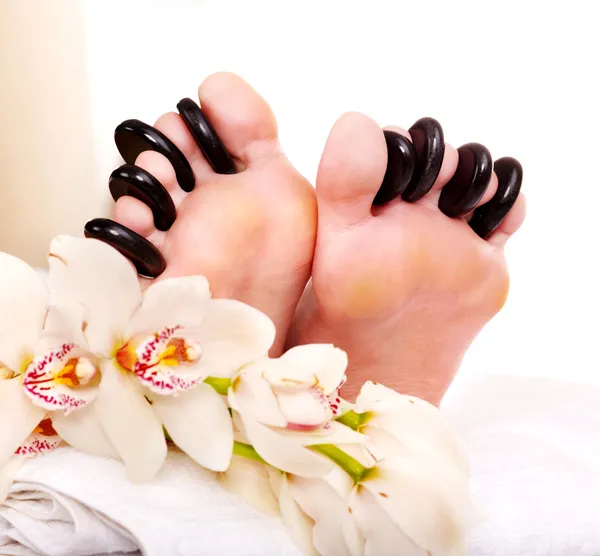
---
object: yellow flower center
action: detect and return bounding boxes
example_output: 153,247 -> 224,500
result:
116,333 -> 202,374
52,357 -> 97,387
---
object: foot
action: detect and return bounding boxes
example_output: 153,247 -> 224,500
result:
112,73 -> 317,355
288,113 -> 526,405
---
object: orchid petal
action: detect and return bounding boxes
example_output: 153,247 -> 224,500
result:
240,415 -> 333,477
362,456 -> 473,554
41,304 -> 88,349
278,474 -> 319,556
194,300 -> 276,378
0,252 -> 47,370
325,466 -> 355,499
342,513 -> 365,556
0,379 -> 45,468
356,382 -> 469,475
125,276 -> 210,339
217,455 -> 280,516
51,404 -> 119,459
277,389 -> 332,429
94,360 -> 166,481
289,475 -> 355,556
151,383 -> 233,471
48,236 -> 141,356
279,422 -> 366,446
271,344 -> 348,394
0,456 -> 24,503
350,487 -> 426,556
229,371 -> 287,428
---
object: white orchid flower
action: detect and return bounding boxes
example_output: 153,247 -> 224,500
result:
228,344 -> 365,477
0,251 -> 116,499
47,236 -> 275,480
353,381 -> 469,478
280,469 -> 364,556
348,384 -> 474,554
276,384 -> 475,556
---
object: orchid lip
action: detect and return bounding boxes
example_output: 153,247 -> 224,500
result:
15,418 -> 61,458
22,343 -> 100,413
116,325 -> 205,395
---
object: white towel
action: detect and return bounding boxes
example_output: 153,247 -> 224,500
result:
1,374 -> 599,556
1,449 -> 300,556
444,374 -> 600,556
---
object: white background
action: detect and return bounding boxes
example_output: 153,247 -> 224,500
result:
2,0 -> 599,386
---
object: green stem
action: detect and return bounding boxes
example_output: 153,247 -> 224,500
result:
335,409 -> 366,431
233,441 -> 268,465
204,376 -> 231,395
310,444 -> 367,484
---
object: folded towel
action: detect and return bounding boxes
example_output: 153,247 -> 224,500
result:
1,449 -> 300,556
1,374 -> 598,556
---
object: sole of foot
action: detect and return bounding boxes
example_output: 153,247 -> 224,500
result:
112,72 -> 317,355
288,112 -> 525,405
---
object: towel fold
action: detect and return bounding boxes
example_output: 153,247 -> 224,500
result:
1,449 -> 300,556
1,374 -> 599,556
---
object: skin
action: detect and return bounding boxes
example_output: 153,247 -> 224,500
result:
115,73 -> 526,406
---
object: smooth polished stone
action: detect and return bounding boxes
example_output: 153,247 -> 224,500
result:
177,98 -> 237,175
84,218 -> 166,278
439,142 -> 493,217
469,157 -> 523,239
109,164 -> 176,231
402,117 -> 445,202
373,130 -> 416,206
114,119 -> 195,192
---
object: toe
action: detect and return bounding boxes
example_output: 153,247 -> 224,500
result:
113,148 -> 185,237
316,112 -> 387,226
377,124 -> 459,209
469,156 -> 523,240
114,196 -> 156,238
152,112 -> 214,179
487,192 -> 527,247
475,170 -> 499,207
401,117 -> 458,202
422,143 -> 459,200
437,142 -> 493,217
198,72 -> 279,167
133,150 -> 186,204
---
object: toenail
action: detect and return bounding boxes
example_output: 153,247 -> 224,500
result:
176,98 -> 237,175
114,119 -> 195,192
373,130 -> 416,206
402,117 -> 445,202
469,157 -> 523,239
84,218 -> 166,278
438,143 -> 492,218
109,164 -> 176,231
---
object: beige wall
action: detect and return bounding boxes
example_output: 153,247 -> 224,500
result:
0,0 -> 104,267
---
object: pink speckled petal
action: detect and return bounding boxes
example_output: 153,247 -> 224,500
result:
15,421 -> 62,458
22,343 -> 99,413
130,327 -> 205,395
